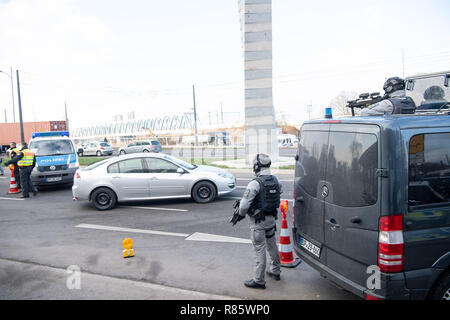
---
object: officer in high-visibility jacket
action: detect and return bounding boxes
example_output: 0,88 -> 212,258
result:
7,142 -> 22,189
6,142 -> 37,198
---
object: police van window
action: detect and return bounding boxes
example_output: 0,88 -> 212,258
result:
29,140 -> 74,156
144,158 -> 178,173
296,131 -> 328,198
409,133 -> 450,206
327,132 -> 378,207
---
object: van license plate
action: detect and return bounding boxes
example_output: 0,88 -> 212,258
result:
300,237 -> 321,258
46,177 -> 62,182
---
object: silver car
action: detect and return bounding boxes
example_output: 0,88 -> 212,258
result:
78,141 -> 113,157
118,140 -> 162,155
72,153 -> 236,210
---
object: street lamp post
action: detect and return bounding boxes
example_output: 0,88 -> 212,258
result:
16,70 -> 25,143
0,67 -> 15,123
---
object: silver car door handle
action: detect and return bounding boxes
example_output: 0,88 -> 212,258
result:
112,176 -> 121,179
150,177 -> 159,181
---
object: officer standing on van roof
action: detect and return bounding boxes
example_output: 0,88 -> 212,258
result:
6,142 -> 37,198
360,77 -> 416,116
236,153 -> 282,289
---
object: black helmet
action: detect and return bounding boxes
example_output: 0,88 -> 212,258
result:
423,85 -> 445,101
253,154 -> 271,174
383,77 -> 405,95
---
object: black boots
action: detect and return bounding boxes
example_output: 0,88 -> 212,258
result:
266,271 -> 281,281
244,279 -> 266,289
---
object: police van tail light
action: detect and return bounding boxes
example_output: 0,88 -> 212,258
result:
378,215 -> 404,273
292,188 -> 295,225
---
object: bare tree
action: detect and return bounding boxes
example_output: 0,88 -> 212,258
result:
329,91 -> 359,116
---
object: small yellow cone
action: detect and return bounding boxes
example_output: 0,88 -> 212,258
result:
122,238 -> 135,258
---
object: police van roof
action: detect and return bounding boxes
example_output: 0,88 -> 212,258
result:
304,113 -> 450,131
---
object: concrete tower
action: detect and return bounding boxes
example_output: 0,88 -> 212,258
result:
239,0 -> 278,164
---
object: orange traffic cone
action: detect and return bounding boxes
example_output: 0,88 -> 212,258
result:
279,200 -> 301,268
7,164 -> 20,194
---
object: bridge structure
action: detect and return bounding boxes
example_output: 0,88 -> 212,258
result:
72,113 -> 194,140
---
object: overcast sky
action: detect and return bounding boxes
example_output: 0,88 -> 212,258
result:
0,0 -> 449,129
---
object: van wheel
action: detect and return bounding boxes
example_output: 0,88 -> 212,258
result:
430,272 -> 450,300
91,187 -> 117,211
192,181 -> 216,203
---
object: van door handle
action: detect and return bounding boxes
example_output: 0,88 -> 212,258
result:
350,216 -> 361,224
325,218 -> 340,229
112,176 -> 120,179
295,196 -> 304,203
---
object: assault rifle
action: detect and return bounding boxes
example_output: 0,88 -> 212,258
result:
230,200 -> 245,226
347,92 -> 388,116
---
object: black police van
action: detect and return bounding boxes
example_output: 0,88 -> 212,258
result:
292,113 -> 450,300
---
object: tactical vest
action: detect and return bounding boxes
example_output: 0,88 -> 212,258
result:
17,149 -> 34,167
388,96 -> 416,114
250,175 -> 281,217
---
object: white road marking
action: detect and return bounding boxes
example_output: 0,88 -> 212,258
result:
185,232 -> 251,244
75,224 -> 252,245
223,196 -> 294,202
76,223 -> 189,237
222,196 -> 242,200
0,197 -> 24,201
120,206 -> 188,212
236,178 -> 293,182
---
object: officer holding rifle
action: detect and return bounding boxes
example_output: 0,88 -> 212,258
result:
230,153 -> 282,289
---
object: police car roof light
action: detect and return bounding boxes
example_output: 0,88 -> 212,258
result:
32,131 -> 70,138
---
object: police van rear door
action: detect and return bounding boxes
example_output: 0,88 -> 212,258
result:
323,123 -> 381,289
294,123 -> 330,266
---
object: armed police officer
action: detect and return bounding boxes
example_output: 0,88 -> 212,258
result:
6,142 -> 37,198
233,153 -> 282,289
360,76 -> 416,116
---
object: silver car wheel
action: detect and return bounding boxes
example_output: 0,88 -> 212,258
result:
197,186 -> 211,199
96,192 -> 112,206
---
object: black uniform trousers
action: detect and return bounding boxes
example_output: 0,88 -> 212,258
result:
19,166 -> 36,197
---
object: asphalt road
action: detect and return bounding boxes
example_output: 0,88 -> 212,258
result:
0,169 -> 358,300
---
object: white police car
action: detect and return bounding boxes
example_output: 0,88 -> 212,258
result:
28,131 -> 79,186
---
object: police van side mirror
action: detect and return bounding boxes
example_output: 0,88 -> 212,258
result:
177,167 -> 186,174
